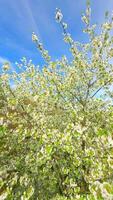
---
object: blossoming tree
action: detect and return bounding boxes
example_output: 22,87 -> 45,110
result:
0,1 -> 113,200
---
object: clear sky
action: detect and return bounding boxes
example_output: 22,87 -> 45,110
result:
0,0 -> 113,68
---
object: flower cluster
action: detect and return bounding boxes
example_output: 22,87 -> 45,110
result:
32,32 -> 38,42
55,8 -> 63,23
2,62 -> 10,71
32,32 -> 51,62
102,22 -> 113,31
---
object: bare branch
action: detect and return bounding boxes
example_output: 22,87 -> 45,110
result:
91,78 -> 113,98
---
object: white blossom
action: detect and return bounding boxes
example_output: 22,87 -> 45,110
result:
62,22 -> 67,29
55,8 -> 63,23
81,15 -> 89,24
32,32 -> 38,42
2,62 -> 10,71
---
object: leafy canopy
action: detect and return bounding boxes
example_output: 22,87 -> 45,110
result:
0,1 -> 113,200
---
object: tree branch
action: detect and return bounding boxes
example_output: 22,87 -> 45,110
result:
91,78 -> 112,98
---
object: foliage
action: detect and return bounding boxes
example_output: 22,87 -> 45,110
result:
0,1 -> 113,199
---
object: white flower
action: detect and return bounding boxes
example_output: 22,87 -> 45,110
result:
107,135 -> 113,147
64,33 -> 73,44
1,74 -> 9,81
2,62 -> 10,71
0,118 -> 3,125
62,22 -> 67,29
75,124 -> 87,134
38,43 -> 43,51
55,8 -> 63,23
82,15 -> 89,24
103,22 -> 113,30
86,7 -> 91,16
32,32 -> 38,42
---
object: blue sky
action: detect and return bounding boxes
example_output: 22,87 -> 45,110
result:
0,0 -> 113,68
